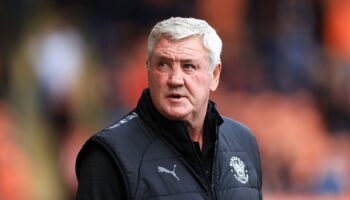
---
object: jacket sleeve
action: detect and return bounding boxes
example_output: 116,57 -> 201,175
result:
75,141 -> 127,200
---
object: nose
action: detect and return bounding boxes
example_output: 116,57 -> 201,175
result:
167,64 -> 184,87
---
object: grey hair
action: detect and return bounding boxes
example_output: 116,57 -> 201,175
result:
147,17 -> 222,70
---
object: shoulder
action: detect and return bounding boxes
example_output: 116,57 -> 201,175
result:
76,111 -> 157,176
95,112 -> 141,142
219,116 -> 260,155
220,117 -> 255,140
90,112 -> 156,149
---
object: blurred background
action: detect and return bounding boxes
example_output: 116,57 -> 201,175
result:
0,0 -> 349,199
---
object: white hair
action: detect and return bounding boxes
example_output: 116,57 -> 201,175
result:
147,17 -> 222,70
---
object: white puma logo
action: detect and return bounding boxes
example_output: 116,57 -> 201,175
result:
157,164 -> 180,181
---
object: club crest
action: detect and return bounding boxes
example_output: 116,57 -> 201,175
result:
230,156 -> 249,184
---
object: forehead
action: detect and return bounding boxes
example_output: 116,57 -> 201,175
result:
152,36 -> 208,60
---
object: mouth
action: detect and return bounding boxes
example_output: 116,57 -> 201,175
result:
167,93 -> 185,100
169,94 -> 182,98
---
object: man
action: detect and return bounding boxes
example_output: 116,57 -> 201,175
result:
76,17 -> 263,199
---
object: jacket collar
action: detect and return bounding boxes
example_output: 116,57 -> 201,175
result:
135,89 -> 223,146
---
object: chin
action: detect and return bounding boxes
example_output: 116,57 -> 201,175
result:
167,114 -> 187,121
162,108 -> 189,121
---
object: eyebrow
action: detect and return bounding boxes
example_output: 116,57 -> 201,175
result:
155,55 -> 197,63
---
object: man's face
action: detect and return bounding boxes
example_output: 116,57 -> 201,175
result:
147,36 -> 221,124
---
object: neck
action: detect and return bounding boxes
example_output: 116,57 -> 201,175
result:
184,105 -> 208,151
186,123 -> 204,151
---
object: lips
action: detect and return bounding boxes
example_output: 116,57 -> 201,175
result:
167,93 -> 186,100
168,94 -> 183,99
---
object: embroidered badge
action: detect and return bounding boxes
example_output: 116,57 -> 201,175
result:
230,156 -> 249,184
158,164 -> 180,181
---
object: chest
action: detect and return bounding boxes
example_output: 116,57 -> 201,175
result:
135,143 -> 260,200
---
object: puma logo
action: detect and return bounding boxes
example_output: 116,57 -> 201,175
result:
157,164 -> 180,181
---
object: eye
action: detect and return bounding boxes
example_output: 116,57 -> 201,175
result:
158,61 -> 166,67
157,62 -> 169,71
183,63 -> 196,71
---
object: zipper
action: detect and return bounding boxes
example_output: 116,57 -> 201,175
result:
210,123 -> 219,200
182,122 -> 217,199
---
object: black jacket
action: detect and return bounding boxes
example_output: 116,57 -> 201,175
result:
76,90 -> 263,199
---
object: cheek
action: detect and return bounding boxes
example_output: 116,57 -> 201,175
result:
186,75 -> 211,90
149,71 -> 167,89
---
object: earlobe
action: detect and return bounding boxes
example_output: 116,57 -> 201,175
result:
210,63 -> 221,91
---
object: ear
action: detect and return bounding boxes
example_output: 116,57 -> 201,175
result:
210,63 -> 221,91
146,60 -> 150,70
146,60 -> 152,87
